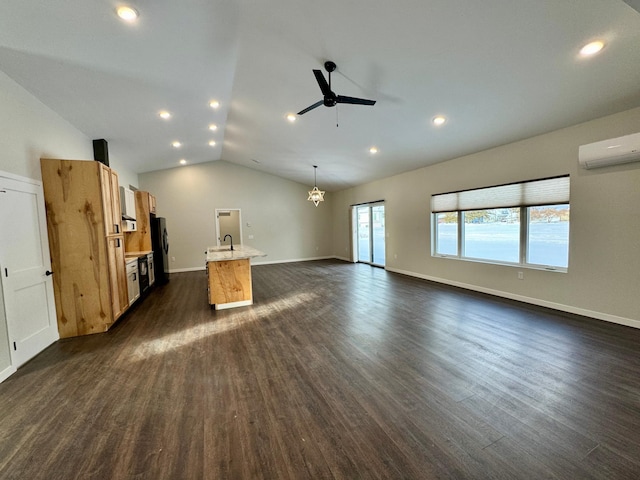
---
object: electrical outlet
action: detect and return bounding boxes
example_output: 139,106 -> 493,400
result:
394,254 -> 398,259
248,234 -> 254,239
518,271 -> 524,280
171,256 -> 176,262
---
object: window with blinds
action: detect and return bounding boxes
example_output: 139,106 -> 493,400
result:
431,175 -> 570,270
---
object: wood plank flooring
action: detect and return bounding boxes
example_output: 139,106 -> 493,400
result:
1,259 -> 640,479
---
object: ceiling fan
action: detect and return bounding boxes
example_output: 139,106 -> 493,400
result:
297,61 -> 376,116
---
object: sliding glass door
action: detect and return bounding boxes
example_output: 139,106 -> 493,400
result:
356,202 -> 385,266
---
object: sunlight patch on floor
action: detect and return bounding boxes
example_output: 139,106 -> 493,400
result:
128,290 -> 318,361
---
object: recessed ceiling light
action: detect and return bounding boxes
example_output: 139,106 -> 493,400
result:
159,110 -> 171,120
286,113 -> 297,123
369,146 -> 379,154
579,40 -> 605,57
116,6 -> 139,22
209,124 -> 218,131
179,159 -> 187,165
209,140 -> 216,147
172,141 -> 181,148
432,115 -> 447,126
209,100 -> 220,109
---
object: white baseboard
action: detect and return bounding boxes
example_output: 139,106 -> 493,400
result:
253,255 -> 334,266
214,299 -> 253,310
0,365 -> 16,384
385,266 -> 640,330
168,266 -> 205,273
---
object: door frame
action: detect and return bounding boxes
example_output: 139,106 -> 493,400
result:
215,208 -> 243,247
0,170 -> 59,381
351,200 -> 385,267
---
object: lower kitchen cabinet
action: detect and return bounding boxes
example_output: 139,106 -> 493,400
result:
126,258 -> 140,305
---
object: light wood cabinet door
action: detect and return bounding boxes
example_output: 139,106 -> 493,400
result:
107,235 -> 128,321
125,191 -> 152,252
109,169 -> 122,233
99,164 -> 122,236
41,159 -> 114,337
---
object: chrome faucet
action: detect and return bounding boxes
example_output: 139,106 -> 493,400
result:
223,234 -> 234,251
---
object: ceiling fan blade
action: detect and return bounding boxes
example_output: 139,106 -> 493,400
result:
297,100 -> 324,115
336,95 -> 376,106
313,69 -> 332,96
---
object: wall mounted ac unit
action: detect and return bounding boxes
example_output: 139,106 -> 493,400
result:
578,132 -> 640,169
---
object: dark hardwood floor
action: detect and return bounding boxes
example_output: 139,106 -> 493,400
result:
1,259 -> 639,479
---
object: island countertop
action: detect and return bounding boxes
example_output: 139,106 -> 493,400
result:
205,245 -> 266,262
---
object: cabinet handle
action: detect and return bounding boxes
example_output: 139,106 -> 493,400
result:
115,224 -> 120,233
133,273 -> 136,281
116,238 -> 121,248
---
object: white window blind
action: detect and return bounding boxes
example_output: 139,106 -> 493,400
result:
431,175 -> 570,213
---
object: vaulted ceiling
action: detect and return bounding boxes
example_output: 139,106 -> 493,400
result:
1,1 -> 639,190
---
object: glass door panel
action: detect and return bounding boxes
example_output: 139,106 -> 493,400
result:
371,204 -> 385,265
357,206 -> 371,263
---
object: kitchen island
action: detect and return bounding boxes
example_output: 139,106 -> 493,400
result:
205,245 -> 266,309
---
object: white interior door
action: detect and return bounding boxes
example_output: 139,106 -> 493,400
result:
0,173 -> 59,368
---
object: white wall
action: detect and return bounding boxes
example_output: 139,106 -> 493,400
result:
0,69 -> 139,184
110,158 -> 139,191
139,160 -> 333,270
0,70 -> 92,178
332,107 -> 640,327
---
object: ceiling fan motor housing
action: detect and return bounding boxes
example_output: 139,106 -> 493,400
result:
324,61 -> 337,72
324,95 -> 337,107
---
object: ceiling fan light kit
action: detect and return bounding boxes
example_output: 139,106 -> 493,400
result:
298,61 -> 376,117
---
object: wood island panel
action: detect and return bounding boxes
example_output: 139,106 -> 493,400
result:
207,258 -> 252,307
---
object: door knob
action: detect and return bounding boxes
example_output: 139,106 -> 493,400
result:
45,270 -> 54,276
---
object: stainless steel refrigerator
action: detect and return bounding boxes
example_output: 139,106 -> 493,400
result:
151,216 -> 170,283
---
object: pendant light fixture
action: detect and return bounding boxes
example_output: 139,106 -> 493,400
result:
307,165 -> 325,206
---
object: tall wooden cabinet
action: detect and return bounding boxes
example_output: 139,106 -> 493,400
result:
40,159 -> 129,338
